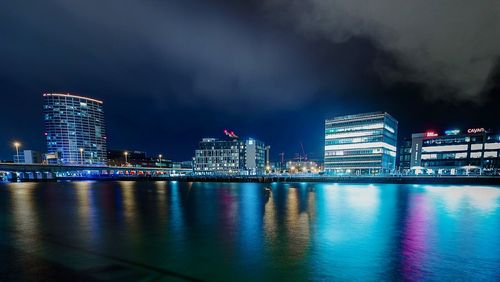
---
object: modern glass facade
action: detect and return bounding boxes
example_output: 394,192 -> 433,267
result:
194,138 -> 266,175
43,93 -> 107,165
399,128 -> 500,175
324,112 -> 398,175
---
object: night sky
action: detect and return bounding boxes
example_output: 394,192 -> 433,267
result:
1,0 -> 499,162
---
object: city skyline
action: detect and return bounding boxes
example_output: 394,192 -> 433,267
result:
2,91 -> 500,163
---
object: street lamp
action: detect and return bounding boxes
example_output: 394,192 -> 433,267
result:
13,141 -> 21,163
124,151 -> 129,165
79,148 -> 84,165
158,154 -> 163,167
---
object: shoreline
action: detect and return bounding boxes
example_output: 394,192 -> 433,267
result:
4,175 -> 500,185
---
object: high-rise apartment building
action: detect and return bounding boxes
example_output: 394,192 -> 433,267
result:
324,112 -> 398,175
43,93 -> 107,165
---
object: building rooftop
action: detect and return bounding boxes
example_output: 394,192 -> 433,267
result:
43,93 -> 103,104
326,111 -> 397,123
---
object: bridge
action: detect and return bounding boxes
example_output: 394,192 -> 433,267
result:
0,163 -> 192,182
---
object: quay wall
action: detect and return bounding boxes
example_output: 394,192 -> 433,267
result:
12,175 -> 500,185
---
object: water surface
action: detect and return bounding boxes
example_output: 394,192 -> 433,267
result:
0,181 -> 499,281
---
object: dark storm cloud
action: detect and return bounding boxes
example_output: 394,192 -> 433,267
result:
1,0 -> 499,161
264,0 -> 500,101
0,0 -> 318,111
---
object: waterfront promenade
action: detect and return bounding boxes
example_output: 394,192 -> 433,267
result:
8,174 -> 500,185
170,175 -> 500,185
1,163 -> 499,185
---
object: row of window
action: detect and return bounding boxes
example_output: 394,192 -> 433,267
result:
423,136 -> 483,146
421,151 -> 498,160
325,136 -> 384,145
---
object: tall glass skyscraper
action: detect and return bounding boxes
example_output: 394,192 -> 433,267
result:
43,93 -> 107,165
324,112 -> 398,175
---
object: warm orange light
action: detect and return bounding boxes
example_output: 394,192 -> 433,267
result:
43,93 -> 103,104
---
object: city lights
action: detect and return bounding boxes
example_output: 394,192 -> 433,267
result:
13,141 -> 21,163
79,148 -> 84,165
425,131 -> 438,137
445,129 -> 460,135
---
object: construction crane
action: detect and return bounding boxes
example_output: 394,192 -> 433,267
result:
223,129 -> 239,139
279,152 -> 285,171
294,142 -> 308,162
300,142 -> 308,161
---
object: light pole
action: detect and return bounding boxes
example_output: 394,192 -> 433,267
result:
124,151 -> 129,165
158,154 -> 163,167
13,141 -> 21,163
79,148 -> 84,165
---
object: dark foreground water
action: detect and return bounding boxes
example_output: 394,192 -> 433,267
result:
0,182 -> 499,281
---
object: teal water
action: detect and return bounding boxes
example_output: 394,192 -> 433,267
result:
0,181 -> 499,281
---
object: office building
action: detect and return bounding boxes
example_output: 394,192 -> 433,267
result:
324,112 -> 398,175
193,137 -> 266,175
399,128 -> 500,175
12,150 -> 42,164
43,93 -> 107,165
24,150 -> 42,164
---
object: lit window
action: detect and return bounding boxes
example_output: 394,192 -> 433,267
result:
484,151 -> 497,158
470,152 -> 482,158
485,143 -> 500,150
421,154 -> 437,160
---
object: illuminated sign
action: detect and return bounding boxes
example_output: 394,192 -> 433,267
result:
467,128 -> 485,134
445,129 -> 460,135
425,131 -> 438,137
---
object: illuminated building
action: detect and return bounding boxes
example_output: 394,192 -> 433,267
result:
12,150 -> 42,164
107,150 -> 172,167
285,160 -> 321,173
324,112 -> 398,175
43,93 -> 107,165
193,137 -> 266,175
399,128 -> 500,175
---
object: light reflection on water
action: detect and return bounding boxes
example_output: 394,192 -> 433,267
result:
0,182 -> 499,281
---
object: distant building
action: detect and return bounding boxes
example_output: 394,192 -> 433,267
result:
43,152 -> 60,164
399,128 -> 500,175
179,160 -> 194,169
12,150 -> 42,164
193,137 -> 266,175
24,150 -> 42,164
397,137 -> 412,172
324,112 -> 398,175
285,160 -> 321,173
43,93 -> 107,165
107,150 -> 172,167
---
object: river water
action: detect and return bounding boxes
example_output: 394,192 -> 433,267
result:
0,181 -> 499,281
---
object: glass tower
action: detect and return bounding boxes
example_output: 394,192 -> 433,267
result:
324,112 -> 398,175
43,93 -> 107,165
